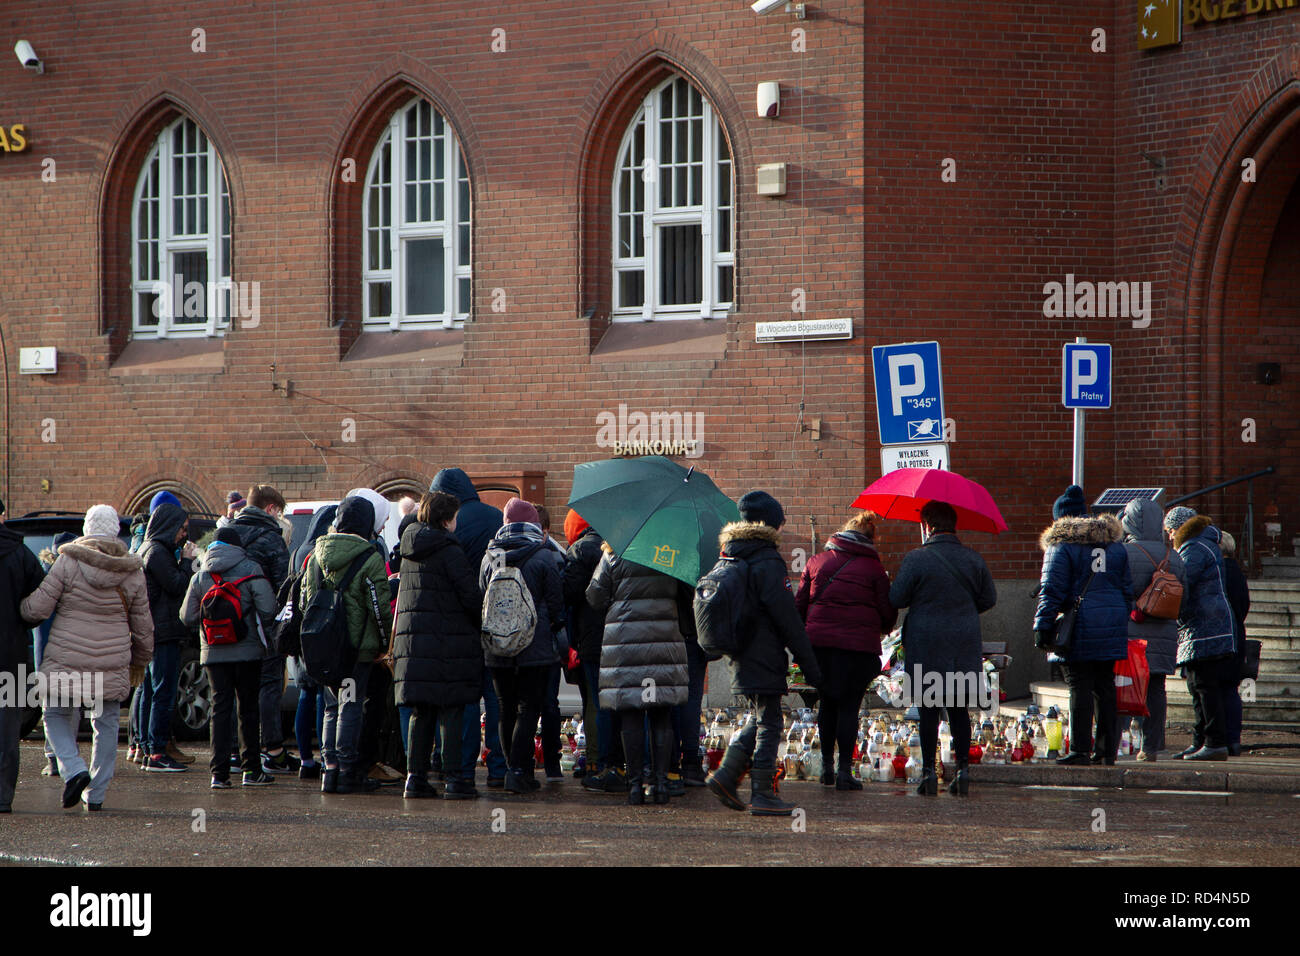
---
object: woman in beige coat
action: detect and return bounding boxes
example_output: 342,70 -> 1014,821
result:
21,505 -> 153,810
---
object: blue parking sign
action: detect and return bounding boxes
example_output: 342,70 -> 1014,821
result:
872,341 -> 944,446
1062,343 -> 1111,409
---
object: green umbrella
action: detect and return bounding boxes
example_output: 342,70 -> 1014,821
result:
567,456 -> 740,587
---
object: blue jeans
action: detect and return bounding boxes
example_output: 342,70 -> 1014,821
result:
462,672 -> 506,778
583,655 -> 617,771
671,640 -> 707,769
146,641 -> 183,755
295,675 -> 325,764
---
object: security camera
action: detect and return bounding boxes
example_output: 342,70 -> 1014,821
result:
14,39 -> 43,73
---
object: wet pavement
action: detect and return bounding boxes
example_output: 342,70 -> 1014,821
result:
2,741 -> 1296,866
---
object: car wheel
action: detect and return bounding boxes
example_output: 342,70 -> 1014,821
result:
172,646 -> 212,741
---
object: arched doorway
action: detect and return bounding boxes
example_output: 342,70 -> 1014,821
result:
1180,73 -> 1300,566
122,480 -> 216,519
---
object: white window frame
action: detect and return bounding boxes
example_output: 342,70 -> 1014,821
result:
362,97 -> 471,330
130,116 -> 231,339
611,75 -> 734,322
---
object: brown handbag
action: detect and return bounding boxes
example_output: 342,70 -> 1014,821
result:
1133,543 -> 1183,620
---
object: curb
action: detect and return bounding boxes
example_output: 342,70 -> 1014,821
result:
956,762 -> 1299,794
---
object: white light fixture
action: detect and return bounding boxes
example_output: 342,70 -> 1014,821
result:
14,39 -> 43,74
757,81 -> 780,118
750,0 -> 807,18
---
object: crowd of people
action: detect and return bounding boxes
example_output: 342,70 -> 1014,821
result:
0,470 -> 1254,818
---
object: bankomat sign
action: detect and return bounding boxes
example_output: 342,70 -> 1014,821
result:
1139,0 -> 1300,51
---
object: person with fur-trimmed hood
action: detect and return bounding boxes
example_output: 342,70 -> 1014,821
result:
703,491 -> 823,817
1033,486 -> 1133,766
1164,507 -> 1236,761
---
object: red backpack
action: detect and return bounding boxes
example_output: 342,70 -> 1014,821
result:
199,571 -> 262,646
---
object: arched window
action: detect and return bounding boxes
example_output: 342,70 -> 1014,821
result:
612,75 -> 733,322
131,116 -> 232,337
363,97 -> 471,329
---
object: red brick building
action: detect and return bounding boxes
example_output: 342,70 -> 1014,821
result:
2,0 -> 1299,594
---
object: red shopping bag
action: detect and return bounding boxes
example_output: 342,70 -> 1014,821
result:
1114,639 -> 1150,717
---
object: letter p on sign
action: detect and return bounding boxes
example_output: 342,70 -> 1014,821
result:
887,354 -> 925,416
1071,350 -> 1097,401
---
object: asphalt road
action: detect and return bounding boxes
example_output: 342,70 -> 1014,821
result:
1,741 -> 1295,866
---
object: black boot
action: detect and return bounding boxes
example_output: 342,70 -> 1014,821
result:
650,718 -> 674,805
622,719 -> 647,806
915,766 -> 937,796
321,768 -> 339,793
948,759 -> 969,796
706,741 -> 751,812
836,752 -> 861,791
404,774 -> 438,799
749,769 -> 797,816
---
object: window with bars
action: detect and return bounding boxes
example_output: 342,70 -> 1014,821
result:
612,75 -> 734,321
131,116 -> 232,337
363,97 -> 471,329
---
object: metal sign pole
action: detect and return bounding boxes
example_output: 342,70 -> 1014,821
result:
1072,336 -> 1086,488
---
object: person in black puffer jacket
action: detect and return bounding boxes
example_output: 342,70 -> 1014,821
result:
586,542 -> 689,805
478,498 -> 564,795
0,498 -> 46,813
393,491 -> 482,800
702,492 -> 823,818
137,503 -> 196,770
1034,489 -> 1133,766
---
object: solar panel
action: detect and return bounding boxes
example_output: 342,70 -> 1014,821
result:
1092,487 -> 1165,512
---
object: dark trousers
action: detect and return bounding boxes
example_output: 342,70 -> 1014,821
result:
207,660 -> 262,778
1222,681 -> 1243,748
490,665 -> 550,774
582,654 -> 621,770
1061,660 -> 1118,761
541,663 -> 562,772
259,653 -> 285,751
814,647 -> 881,775
1141,673 -> 1167,754
728,694 -> 784,771
145,639 -> 183,755
620,705 -> 673,782
670,640 -> 707,771
1186,656 -> 1235,750
462,672 -> 507,778
357,663 -> 394,773
408,703 -> 463,782
0,699 -> 20,810
920,705 -> 970,769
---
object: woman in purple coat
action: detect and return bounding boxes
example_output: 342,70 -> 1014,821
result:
796,511 -> 897,791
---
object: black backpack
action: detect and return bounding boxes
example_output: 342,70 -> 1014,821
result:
272,564 -> 306,659
694,555 -> 752,660
299,554 -> 367,689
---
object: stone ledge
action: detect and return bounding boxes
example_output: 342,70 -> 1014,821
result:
342,328 -> 464,367
108,337 -> 224,376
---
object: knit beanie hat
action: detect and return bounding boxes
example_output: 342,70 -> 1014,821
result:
336,496 -> 377,538
83,504 -> 120,538
1052,485 -> 1087,520
150,490 -> 182,513
503,497 -> 540,527
227,490 -> 247,511
739,490 -> 785,529
52,532 -> 76,551
1164,506 -> 1197,532
346,487 -> 390,536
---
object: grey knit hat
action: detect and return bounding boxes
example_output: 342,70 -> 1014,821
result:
1163,506 -> 1197,532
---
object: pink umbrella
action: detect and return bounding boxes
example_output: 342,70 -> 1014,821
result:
851,468 -> 1008,534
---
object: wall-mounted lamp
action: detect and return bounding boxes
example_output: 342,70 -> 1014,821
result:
1258,362 -> 1281,386
14,39 -> 43,74
751,0 -> 807,19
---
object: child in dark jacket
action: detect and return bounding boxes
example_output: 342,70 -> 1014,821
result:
700,491 -> 823,817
